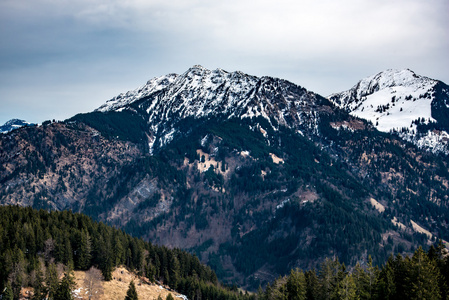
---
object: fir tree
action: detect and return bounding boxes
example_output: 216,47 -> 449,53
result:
409,247 -> 441,300
286,268 -> 306,300
337,274 -> 357,300
376,256 -> 396,300
125,280 -> 139,300
54,271 -> 75,300
2,281 -> 14,300
305,269 -> 320,300
31,266 -> 46,300
166,293 -> 175,300
46,262 -> 59,299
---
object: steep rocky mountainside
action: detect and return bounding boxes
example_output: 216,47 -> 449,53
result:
329,69 -> 449,154
96,65 -> 329,153
1,66 -> 449,290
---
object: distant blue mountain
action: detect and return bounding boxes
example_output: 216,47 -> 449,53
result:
0,119 -> 35,134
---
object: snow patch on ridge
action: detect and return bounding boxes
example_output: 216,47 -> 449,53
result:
95,65 -> 324,152
0,119 -> 35,134
330,69 -> 437,133
329,69 -> 449,153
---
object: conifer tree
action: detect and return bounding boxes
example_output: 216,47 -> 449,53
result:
46,262 -> 59,299
337,274 -> 357,300
2,281 -> 14,300
366,255 -> 378,298
54,270 -> 75,300
286,268 -> 306,300
76,230 -> 92,270
125,280 -> 139,300
257,285 -> 267,300
166,293 -> 174,300
9,247 -> 26,299
305,269 -> 320,300
409,247 -> 441,300
319,258 -> 345,299
376,257 -> 396,300
31,266 -> 46,300
168,253 -> 180,289
352,262 -> 370,298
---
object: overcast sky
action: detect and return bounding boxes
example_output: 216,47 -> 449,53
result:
1,0 -> 448,125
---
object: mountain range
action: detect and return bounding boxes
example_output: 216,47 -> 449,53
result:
1,66 -> 449,290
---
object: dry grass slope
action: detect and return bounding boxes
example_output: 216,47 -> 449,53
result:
73,267 -> 183,300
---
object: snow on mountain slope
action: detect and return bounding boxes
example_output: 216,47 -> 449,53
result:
329,69 -> 449,153
329,69 -> 436,131
97,65 -> 329,151
0,119 -> 34,134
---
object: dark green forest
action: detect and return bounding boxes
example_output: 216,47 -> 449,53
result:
0,205 -> 253,300
258,244 -> 449,300
1,205 -> 448,299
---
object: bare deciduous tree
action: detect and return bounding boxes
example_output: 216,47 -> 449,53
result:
84,266 -> 104,300
44,238 -> 55,264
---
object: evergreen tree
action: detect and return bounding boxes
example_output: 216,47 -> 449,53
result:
113,233 -> 125,266
46,262 -> 59,300
168,253 -> 180,289
428,241 -> 449,299
54,271 -> 75,300
76,230 -> 92,270
31,266 -> 46,300
390,254 -> 408,299
286,268 -> 306,300
305,269 -> 320,300
125,280 -> 139,300
408,247 -> 441,300
376,257 -> 396,300
166,293 -> 175,300
352,262 -> 370,299
366,256 -> 378,298
257,285 -> 267,300
318,258 -> 345,299
96,237 -> 113,281
2,281 -> 14,300
269,276 -> 287,300
337,274 -> 357,300
9,248 -> 26,300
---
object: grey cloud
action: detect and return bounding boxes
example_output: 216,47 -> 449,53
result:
1,0 -> 448,124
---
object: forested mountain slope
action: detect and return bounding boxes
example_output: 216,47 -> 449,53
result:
1,66 -> 449,290
0,205 -> 249,300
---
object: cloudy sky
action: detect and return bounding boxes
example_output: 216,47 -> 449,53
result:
1,0 -> 448,125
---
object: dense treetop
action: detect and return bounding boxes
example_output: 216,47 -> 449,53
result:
0,205 -> 253,300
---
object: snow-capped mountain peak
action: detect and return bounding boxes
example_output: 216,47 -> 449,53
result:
0,119 -> 34,134
96,66 -> 326,151
354,69 -> 433,96
329,69 -> 449,153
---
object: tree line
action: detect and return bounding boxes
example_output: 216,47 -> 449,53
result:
258,244 -> 449,300
0,205 -> 252,300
